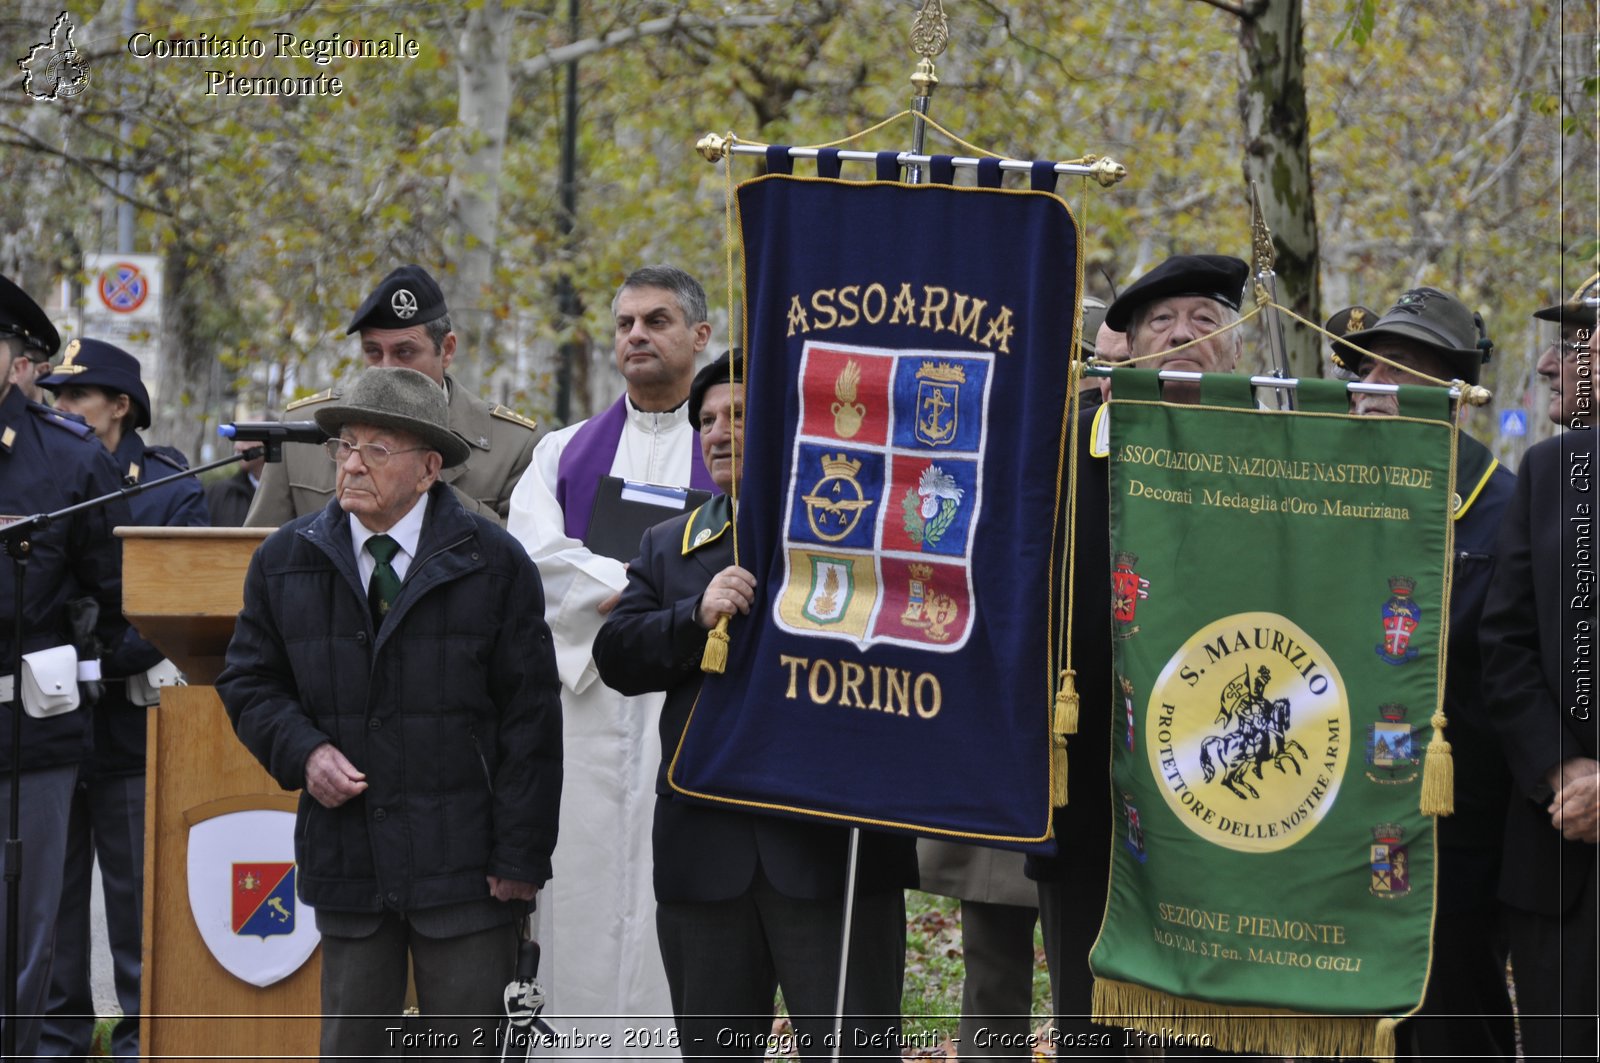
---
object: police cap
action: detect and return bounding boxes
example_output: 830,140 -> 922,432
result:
39,338 -> 152,429
0,273 -> 61,358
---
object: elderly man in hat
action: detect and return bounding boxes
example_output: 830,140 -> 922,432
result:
1480,274 -> 1599,1062
594,351 -> 918,1061
0,277 -> 130,1057
1025,255 -> 1249,1049
219,367 -> 562,1058
245,264 -> 538,528
1101,254 -> 1250,405
1532,271 -> 1597,430
1325,288 -> 1518,1058
35,339 -> 208,1061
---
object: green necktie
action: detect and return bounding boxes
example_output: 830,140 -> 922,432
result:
366,534 -> 403,626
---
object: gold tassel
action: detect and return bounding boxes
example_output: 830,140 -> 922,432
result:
700,616 -> 730,674
1054,668 -> 1080,735
1051,733 -> 1069,807
1420,708 -> 1454,816
1049,669 -> 1079,807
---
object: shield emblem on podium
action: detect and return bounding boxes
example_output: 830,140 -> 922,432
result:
186,800 -> 319,987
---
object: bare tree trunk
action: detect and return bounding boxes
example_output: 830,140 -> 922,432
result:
445,0 -> 512,393
153,240 -> 215,460
1235,0 -> 1322,379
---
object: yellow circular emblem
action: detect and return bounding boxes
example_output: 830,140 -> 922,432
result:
1145,611 -> 1349,854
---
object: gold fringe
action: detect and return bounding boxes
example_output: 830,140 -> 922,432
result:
1092,977 -> 1398,1060
1054,668 -> 1080,735
1420,708 -> 1454,816
1050,733 -> 1068,807
701,616 -> 730,674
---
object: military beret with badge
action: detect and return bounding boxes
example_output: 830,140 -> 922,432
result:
347,264 -> 450,334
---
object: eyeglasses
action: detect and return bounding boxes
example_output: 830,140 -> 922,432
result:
322,438 -> 428,466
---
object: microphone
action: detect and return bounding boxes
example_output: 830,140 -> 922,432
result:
218,421 -> 328,445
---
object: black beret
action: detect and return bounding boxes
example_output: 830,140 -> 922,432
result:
1105,255 -> 1250,333
347,264 -> 449,334
1533,272 -> 1599,328
40,338 -> 152,429
1330,287 -> 1491,384
0,273 -> 61,357
689,349 -> 744,426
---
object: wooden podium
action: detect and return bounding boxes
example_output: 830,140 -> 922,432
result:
119,527 -> 320,1060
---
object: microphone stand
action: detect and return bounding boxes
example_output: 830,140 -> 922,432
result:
1,444 -> 261,1061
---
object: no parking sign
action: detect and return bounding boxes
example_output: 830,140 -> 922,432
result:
96,261 -> 150,313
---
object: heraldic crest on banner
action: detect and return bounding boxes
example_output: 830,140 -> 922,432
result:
777,342 -> 989,651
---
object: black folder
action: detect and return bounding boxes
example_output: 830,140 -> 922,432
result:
585,476 -> 713,561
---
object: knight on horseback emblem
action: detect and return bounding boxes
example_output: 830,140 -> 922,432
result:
1199,665 -> 1310,800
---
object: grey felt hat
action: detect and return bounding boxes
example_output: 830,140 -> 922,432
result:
1330,286 -> 1492,384
314,367 -> 471,468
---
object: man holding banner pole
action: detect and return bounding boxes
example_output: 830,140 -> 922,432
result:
1030,254 -> 1250,1050
594,351 -> 917,1061
1328,288 -> 1517,1058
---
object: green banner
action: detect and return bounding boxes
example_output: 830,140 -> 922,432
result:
1090,372 -> 1456,1058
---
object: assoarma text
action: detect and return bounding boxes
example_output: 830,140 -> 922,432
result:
778,655 -> 942,719
786,282 -> 1017,353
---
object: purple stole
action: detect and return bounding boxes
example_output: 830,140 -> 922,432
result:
556,395 -> 718,541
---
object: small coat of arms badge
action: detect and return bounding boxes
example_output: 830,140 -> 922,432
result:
1111,552 -> 1149,637
1375,576 -> 1422,664
233,862 -> 297,938
899,563 -> 960,642
1120,673 -> 1136,751
1365,703 -> 1420,783
1122,792 -> 1147,862
1369,823 -> 1411,898
913,361 -> 965,447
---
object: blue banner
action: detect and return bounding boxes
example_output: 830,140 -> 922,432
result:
667,173 -> 1081,850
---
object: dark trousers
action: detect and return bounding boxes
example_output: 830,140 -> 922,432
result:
0,765 -> 77,1058
319,913 -> 517,1061
1507,869 -> 1599,1062
40,772 -> 145,1062
655,871 -> 906,1062
956,900 -> 1038,1061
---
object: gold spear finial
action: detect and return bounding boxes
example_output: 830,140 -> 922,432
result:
1248,181 -> 1276,305
910,0 -> 949,98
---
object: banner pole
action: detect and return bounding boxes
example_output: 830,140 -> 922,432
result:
1249,182 -> 1296,411
829,5 -> 949,1058
1081,368 -> 1490,406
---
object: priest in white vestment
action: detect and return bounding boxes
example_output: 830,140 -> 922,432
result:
509,266 -> 714,1055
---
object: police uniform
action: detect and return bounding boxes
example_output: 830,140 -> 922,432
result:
34,339 -> 208,1061
0,279 -> 130,1058
245,265 -> 536,528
